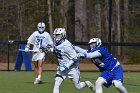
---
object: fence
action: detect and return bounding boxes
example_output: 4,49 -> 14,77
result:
0,40 -> 140,71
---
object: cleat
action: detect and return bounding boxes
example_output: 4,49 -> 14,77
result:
85,81 -> 95,91
34,78 -> 41,84
38,80 -> 42,84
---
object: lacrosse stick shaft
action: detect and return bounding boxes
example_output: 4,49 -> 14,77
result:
18,49 -> 40,52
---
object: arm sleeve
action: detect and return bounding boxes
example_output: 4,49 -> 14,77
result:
74,45 -> 87,53
27,32 -> 36,45
47,33 -> 53,45
85,50 -> 102,58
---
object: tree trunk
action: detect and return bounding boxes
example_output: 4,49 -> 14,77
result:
17,0 -> 23,41
48,0 -> 53,36
60,0 -> 68,28
95,1 -> 101,37
115,0 -> 121,56
75,0 -> 87,42
104,0 -> 109,42
123,0 -> 129,42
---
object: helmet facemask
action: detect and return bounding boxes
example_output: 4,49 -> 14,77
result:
88,38 -> 102,48
37,22 -> 45,32
53,28 -> 66,45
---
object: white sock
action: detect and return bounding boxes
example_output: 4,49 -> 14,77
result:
53,77 -> 63,93
37,75 -> 41,80
96,84 -> 103,93
116,85 -> 128,93
96,90 -> 102,93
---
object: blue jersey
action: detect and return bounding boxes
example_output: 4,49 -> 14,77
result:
87,46 -> 119,72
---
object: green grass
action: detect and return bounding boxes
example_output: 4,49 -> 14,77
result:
0,71 -> 139,93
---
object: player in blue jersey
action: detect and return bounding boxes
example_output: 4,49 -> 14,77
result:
52,28 -> 94,93
75,38 -> 128,93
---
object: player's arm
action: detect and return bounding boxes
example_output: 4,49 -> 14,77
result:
41,33 -> 54,53
59,57 -> 78,72
73,45 -> 87,53
59,45 -> 78,72
78,50 -> 102,59
85,50 -> 102,58
40,44 -> 54,53
25,32 -> 36,52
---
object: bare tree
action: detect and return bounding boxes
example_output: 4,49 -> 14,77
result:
60,0 -> 68,29
123,0 -> 129,42
115,0 -> 121,55
104,0 -> 109,42
75,0 -> 88,42
95,0 -> 101,37
48,0 -> 53,36
17,0 -> 23,40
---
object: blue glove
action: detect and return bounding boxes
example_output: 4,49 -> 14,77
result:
25,45 -> 30,52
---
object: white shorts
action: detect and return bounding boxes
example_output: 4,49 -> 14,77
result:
55,65 -> 80,80
32,52 -> 45,62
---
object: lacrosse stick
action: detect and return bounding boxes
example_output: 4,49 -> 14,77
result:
39,45 -> 53,54
18,49 -> 40,52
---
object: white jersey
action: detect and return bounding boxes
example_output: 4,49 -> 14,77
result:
28,31 -> 53,61
28,31 -> 53,52
54,39 -> 78,67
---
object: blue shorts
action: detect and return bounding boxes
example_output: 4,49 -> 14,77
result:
100,65 -> 123,88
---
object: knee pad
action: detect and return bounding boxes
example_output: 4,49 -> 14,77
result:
113,80 -> 122,88
96,77 -> 106,85
54,77 -> 63,86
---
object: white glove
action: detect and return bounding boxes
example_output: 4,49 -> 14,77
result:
59,65 -> 69,72
25,45 -> 30,52
77,53 -> 86,58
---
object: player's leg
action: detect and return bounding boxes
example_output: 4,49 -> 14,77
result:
95,77 -> 106,93
53,74 -> 64,93
70,68 -> 86,89
70,67 -> 94,90
85,81 -> 95,91
34,53 -> 45,84
112,65 -> 128,93
33,61 -> 39,84
113,80 -> 128,93
37,59 -> 43,82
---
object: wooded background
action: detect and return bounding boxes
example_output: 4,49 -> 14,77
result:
0,0 -> 140,65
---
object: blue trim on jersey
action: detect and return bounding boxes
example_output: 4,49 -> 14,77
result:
38,31 -> 44,34
54,38 -> 65,46
72,57 -> 79,63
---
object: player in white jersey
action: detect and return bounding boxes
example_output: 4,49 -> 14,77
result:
52,28 -> 94,93
25,22 -> 53,84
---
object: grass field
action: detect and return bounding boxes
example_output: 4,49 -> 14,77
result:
0,71 -> 139,93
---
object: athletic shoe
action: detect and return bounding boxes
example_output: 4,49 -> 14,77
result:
85,81 -> 95,91
34,78 -> 41,84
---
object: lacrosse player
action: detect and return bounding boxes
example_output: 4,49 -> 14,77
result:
25,22 -> 53,84
52,28 -> 94,93
75,38 -> 128,93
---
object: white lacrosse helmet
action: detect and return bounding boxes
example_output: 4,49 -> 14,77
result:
37,22 -> 45,32
53,28 -> 66,44
88,38 -> 102,47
